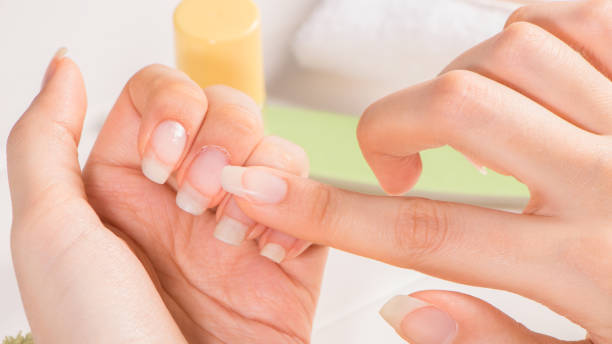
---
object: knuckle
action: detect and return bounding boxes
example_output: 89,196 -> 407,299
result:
131,64 -> 207,114
495,22 -> 550,66
215,103 -> 264,138
392,199 -> 450,261
356,104 -> 375,149
205,84 -> 260,112
564,227 -> 612,284
303,183 -> 336,241
506,5 -> 530,26
149,78 -> 207,111
137,63 -> 168,77
357,100 -> 387,150
431,70 -> 480,132
257,136 -> 310,176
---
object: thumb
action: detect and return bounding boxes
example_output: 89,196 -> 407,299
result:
7,49 -> 188,343
7,48 -> 87,217
379,291 -> 585,344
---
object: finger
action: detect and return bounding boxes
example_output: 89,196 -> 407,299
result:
442,21 -> 612,134
356,70 -> 597,206
7,48 -> 86,217
506,0 -> 612,80
213,136 -> 312,262
173,84 -> 264,214
379,291 -> 582,344
220,166 -> 567,298
135,65 -> 209,184
8,50 -> 186,342
87,64 -> 208,185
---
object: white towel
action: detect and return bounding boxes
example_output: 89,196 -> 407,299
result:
292,0 -> 531,84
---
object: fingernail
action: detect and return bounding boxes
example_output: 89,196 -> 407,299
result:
176,146 -> 229,214
221,166 -> 287,204
142,120 -> 187,184
260,243 -> 286,263
214,217 -> 249,246
42,47 -> 68,88
380,295 -> 457,344
213,198 -> 255,245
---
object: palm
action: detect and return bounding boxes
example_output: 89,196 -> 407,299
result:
82,112 -> 327,343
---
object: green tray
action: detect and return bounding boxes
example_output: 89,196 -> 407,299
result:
264,104 -> 529,207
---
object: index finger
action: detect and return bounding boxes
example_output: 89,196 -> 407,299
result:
219,165 -> 567,304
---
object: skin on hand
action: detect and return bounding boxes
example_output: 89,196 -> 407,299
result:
221,0 -> 612,343
8,58 -> 327,342
85,64 -> 328,343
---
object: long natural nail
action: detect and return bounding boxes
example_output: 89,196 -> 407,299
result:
380,295 -> 457,344
176,146 -> 229,215
213,197 -> 254,245
142,120 -> 186,184
42,47 -> 68,88
221,166 -> 287,204
260,243 -> 286,263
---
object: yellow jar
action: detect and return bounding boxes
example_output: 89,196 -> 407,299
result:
173,0 -> 265,106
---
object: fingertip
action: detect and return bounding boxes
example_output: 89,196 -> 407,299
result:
380,294 -> 458,344
28,48 -> 87,142
371,153 -> 423,196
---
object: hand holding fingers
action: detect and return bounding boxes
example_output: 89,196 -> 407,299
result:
87,64 -> 314,267
87,64 -> 264,206
222,1 -> 612,342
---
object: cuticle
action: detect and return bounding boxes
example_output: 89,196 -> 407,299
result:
200,144 -> 231,161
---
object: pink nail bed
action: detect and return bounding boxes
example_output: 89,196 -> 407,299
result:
186,146 -> 230,196
175,146 -> 230,215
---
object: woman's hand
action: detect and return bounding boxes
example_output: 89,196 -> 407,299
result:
221,1 -> 612,343
8,53 -> 327,343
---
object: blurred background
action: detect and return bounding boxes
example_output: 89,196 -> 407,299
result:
0,0 -> 585,342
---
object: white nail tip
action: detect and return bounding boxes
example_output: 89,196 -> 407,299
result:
379,295 -> 429,330
142,156 -> 171,184
214,217 -> 248,246
221,166 -> 247,197
176,183 -> 210,215
260,243 -> 286,263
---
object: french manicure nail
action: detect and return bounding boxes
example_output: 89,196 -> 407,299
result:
142,120 -> 186,184
380,295 -> 457,344
176,182 -> 210,215
42,47 -> 68,88
214,217 -> 249,246
175,146 -> 229,215
260,243 -> 286,263
213,197 -> 255,245
221,166 -> 287,204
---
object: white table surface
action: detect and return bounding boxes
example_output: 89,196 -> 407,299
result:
0,0 -> 585,342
